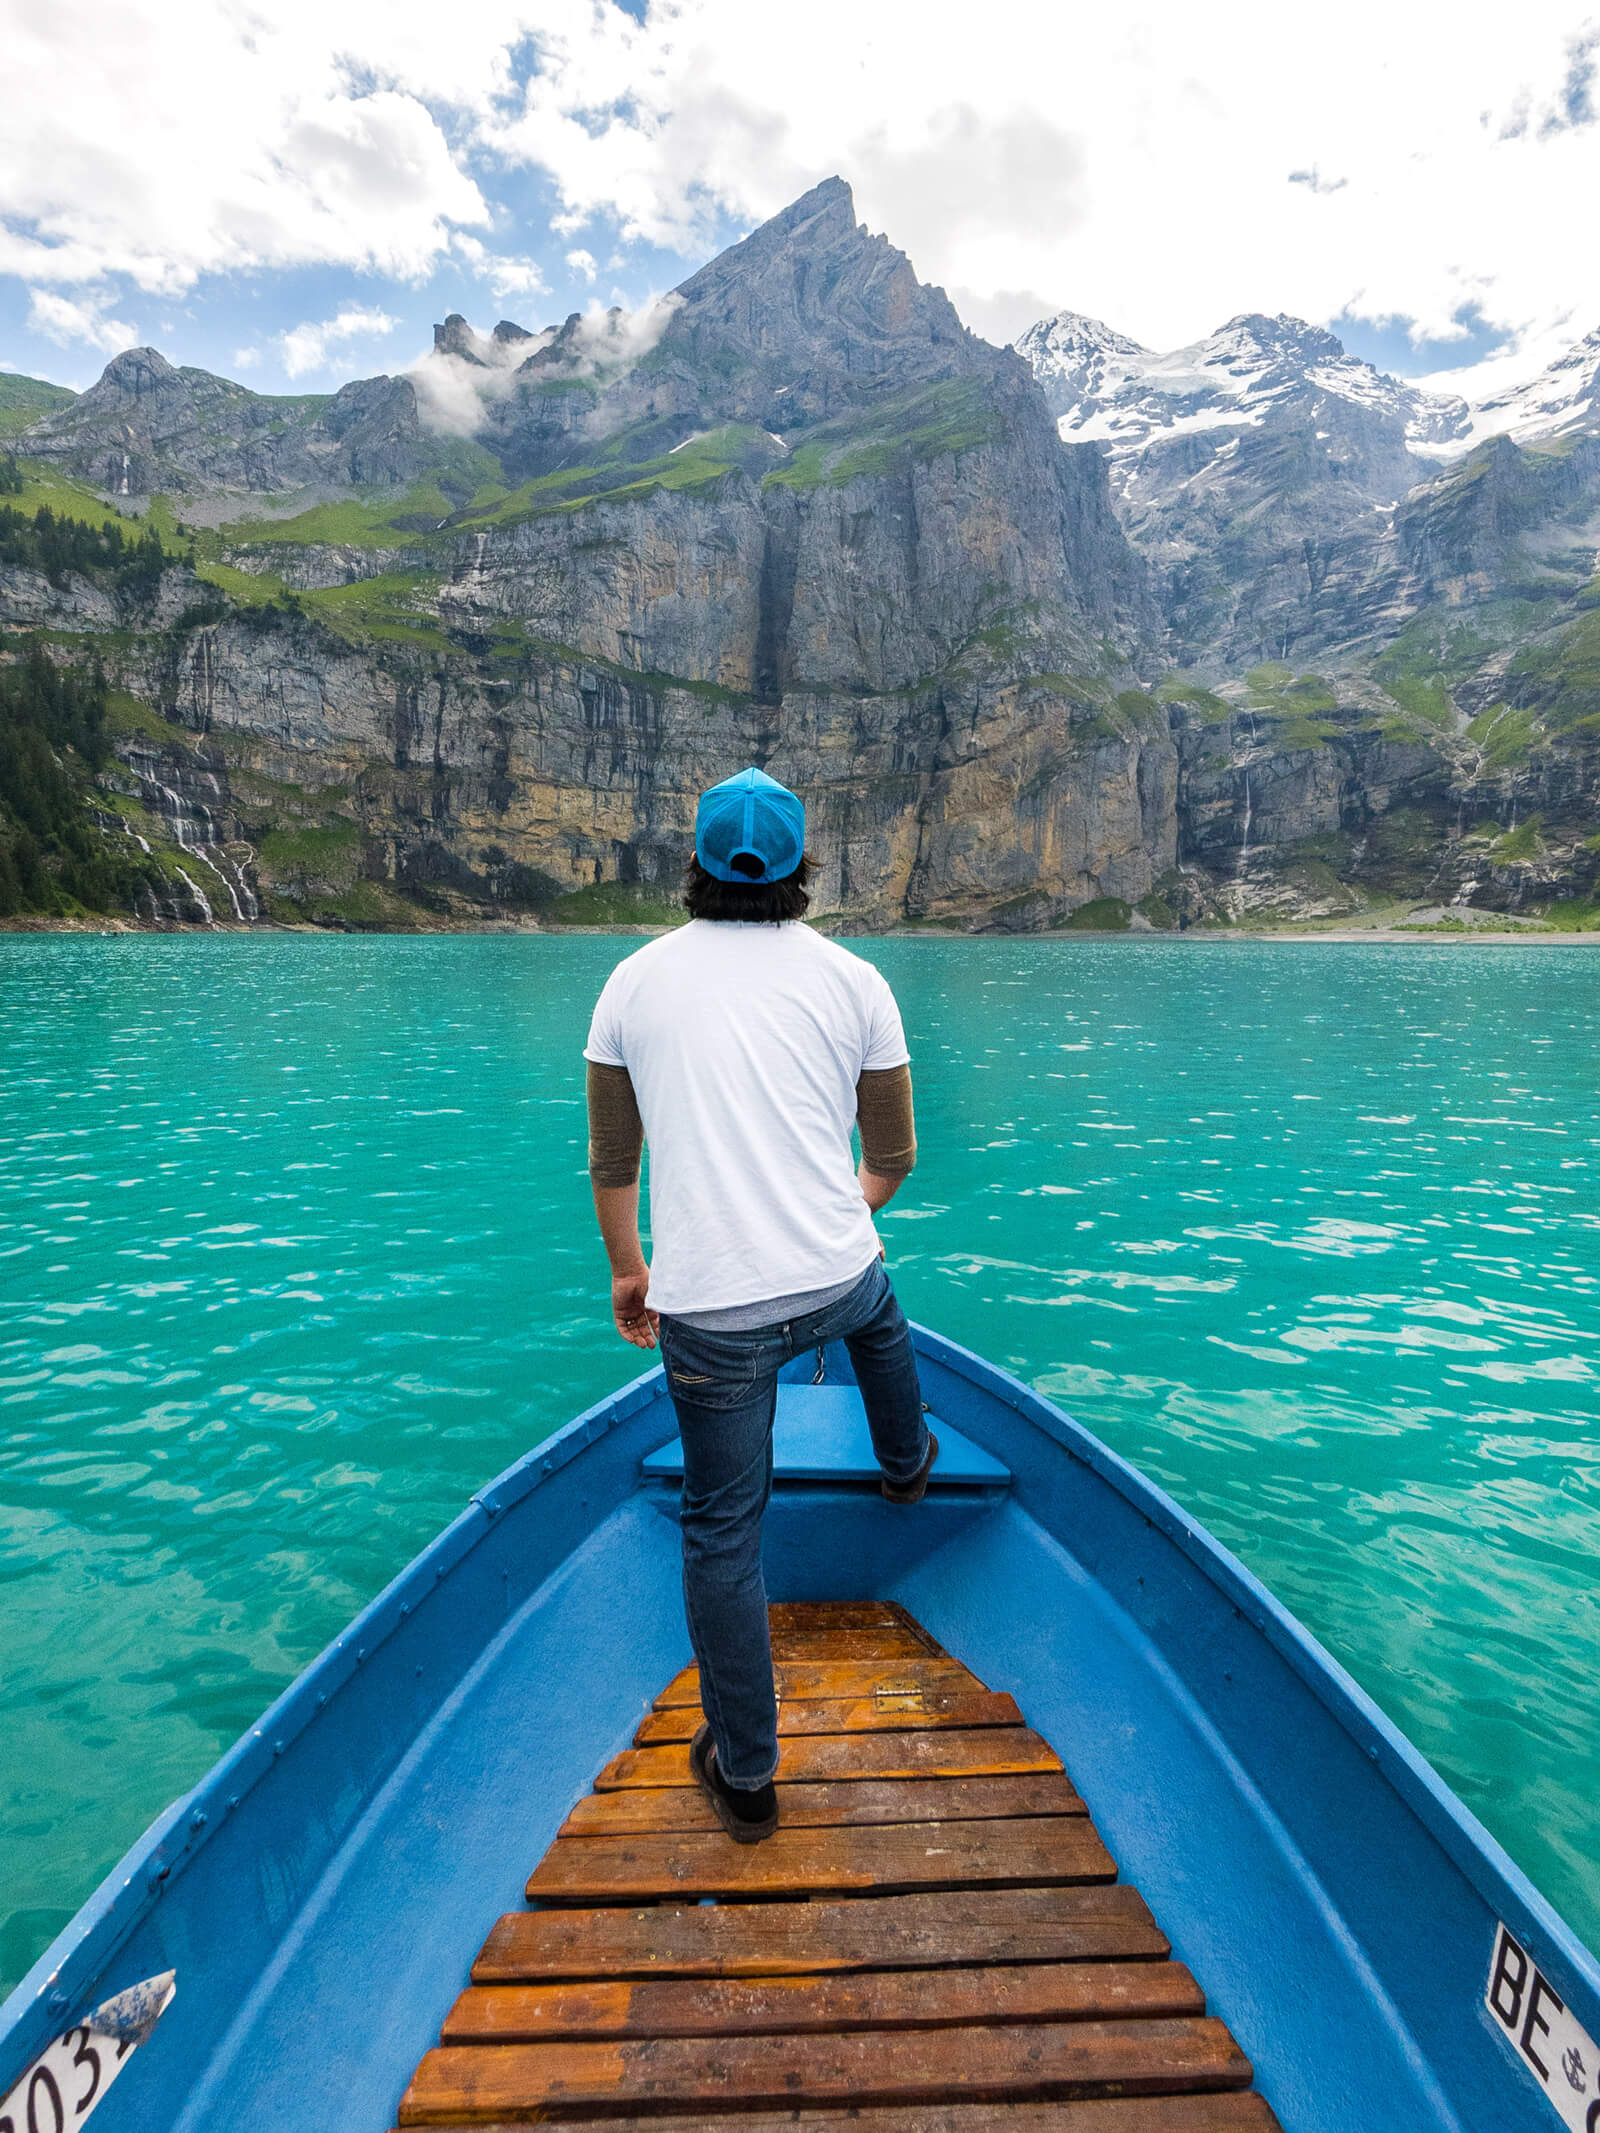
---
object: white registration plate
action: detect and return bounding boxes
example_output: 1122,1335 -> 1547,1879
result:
0,1973 -> 175,2132
1487,1922 -> 1600,2131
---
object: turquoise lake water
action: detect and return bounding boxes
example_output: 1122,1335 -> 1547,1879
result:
1,933 -> 1596,1992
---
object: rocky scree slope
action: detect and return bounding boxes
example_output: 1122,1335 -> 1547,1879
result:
1018,308 -> 1600,925
2,179 -> 1169,932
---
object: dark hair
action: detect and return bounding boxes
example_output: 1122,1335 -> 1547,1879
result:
683,853 -> 816,923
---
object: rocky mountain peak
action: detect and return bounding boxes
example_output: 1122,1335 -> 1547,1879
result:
84,346 -> 181,405
434,315 -> 490,366
521,306 -> 631,375
1015,312 -> 1149,418
17,339 -> 426,498
656,175 -> 991,426
1018,311 -> 1146,360
1211,312 -> 1346,363
431,314 -> 539,369
1014,299 -> 1477,666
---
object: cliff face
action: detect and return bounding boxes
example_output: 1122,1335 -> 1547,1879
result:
5,179 -> 1173,930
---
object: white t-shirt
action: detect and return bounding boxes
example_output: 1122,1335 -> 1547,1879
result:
584,920 -> 910,1315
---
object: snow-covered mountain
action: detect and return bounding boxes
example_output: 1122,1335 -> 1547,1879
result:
1445,324 -> 1600,453
1020,306 -> 1600,474
1015,308 -> 1479,662
1014,312 -> 1146,420
1017,309 -> 1471,482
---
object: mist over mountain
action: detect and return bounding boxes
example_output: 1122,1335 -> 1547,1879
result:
3,180 -> 1598,934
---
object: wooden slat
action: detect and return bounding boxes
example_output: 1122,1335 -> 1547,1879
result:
442,1960 -> 1205,2043
527,1817 -> 1115,1903
766,1602 -> 905,1629
560,1773 -> 1087,1837
767,1628 -> 931,1660
654,1658 -> 987,1708
401,2017 -> 1251,2123
636,1691 -> 1022,1745
597,1727 -> 1063,1790
474,1887 -> 1169,1982
396,2099 -> 1283,2133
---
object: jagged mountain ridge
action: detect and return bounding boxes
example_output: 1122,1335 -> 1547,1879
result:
20,348 -> 429,500
1020,309 -> 1470,470
17,183 -> 1030,509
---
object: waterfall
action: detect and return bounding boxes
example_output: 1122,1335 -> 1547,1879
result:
134,762 -> 259,923
191,848 -> 247,921
199,847 -> 259,923
173,867 -> 216,926
1237,772 -> 1253,873
142,774 -> 214,851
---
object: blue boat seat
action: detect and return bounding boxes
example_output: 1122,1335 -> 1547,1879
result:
642,1382 -> 1011,1489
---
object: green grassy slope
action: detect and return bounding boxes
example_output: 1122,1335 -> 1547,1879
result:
0,374 -> 76,440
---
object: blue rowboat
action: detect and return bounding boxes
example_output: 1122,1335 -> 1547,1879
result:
3,1328 -> 1596,2131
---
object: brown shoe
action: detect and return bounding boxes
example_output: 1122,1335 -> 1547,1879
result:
882,1429 -> 939,1504
689,1724 -> 780,1844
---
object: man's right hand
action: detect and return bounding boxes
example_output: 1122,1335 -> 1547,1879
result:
612,1270 -> 660,1349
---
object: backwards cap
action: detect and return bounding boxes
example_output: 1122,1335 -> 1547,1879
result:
694,767 -> 806,885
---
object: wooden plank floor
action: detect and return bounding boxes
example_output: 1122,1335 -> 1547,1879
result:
398,1603 -> 1281,2130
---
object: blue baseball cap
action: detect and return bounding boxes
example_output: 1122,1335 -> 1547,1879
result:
694,767 -> 806,884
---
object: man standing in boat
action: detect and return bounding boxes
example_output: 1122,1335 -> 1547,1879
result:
584,767 -> 934,1844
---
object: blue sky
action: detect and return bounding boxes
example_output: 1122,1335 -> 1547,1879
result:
3,0 -> 1597,408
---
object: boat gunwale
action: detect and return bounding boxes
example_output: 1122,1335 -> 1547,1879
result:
910,1324 -> 1600,2019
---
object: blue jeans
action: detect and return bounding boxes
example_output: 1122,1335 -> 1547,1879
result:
657,1259 -> 928,1788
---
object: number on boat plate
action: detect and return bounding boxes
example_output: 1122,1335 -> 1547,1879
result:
1487,1923 -> 1600,2132
0,1973 -> 175,2132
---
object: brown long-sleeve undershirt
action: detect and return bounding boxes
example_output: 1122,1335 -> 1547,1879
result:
586,1060 -> 916,1189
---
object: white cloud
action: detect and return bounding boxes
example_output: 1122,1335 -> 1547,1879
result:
233,346 -> 263,370
26,287 -> 138,352
485,256 -> 549,301
1414,316 -> 1589,405
3,0 -> 1599,399
277,305 -> 400,379
480,0 -> 1600,381
0,2 -> 490,295
556,294 -> 683,377
565,248 -> 598,281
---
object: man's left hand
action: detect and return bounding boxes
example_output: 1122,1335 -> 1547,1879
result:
612,1271 -> 659,1349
